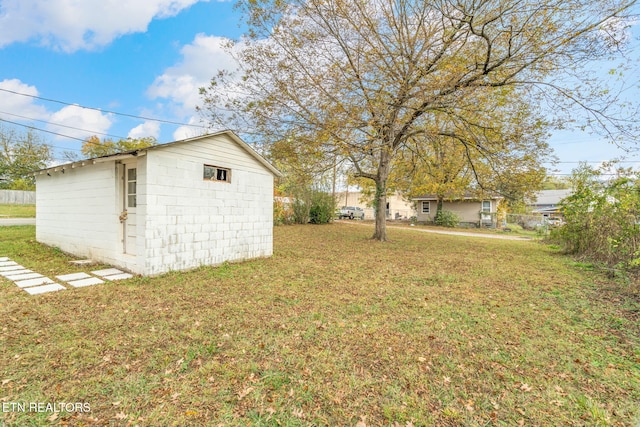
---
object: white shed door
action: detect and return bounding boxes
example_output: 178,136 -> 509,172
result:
123,164 -> 137,255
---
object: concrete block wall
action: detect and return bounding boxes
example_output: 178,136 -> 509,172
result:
141,135 -> 274,275
35,162 -> 121,265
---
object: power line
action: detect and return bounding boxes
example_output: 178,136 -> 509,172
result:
0,87 -> 206,129
0,117 -> 92,143
0,110 -> 127,141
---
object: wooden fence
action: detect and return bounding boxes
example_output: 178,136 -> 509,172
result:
0,190 -> 36,204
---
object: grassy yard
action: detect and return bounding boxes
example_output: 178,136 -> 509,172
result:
0,204 -> 36,218
0,224 -> 638,426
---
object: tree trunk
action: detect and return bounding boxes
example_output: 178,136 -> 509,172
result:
373,180 -> 388,241
372,149 -> 392,241
435,197 -> 444,225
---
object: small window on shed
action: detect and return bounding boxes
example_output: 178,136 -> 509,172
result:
204,165 -> 231,183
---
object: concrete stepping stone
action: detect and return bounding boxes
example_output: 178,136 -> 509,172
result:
56,272 -> 91,282
0,269 -> 32,277
4,272 -> 43,281
0,265 -> 25,272
0,261 -> 19,267
23,283 -> 66,295
15,277 -> 55,288
67,277 -> 104,288
0,257 -> 9,262
91,268 -> 125,277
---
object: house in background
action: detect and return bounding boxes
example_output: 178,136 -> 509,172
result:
413,193 -> 503,227
336,191 -> 416,220
35,130 -> 282,276
527,189 -> 572,219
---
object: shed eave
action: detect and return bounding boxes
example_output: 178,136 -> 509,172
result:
34,153 -> 139,176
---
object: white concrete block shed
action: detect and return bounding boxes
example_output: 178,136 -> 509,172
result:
35,131 -> 282,276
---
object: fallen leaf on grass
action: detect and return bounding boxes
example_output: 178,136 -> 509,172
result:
114,411 -> 128,420
237,386 -> 254,400
519,383 -> 533,392
47,412 -> 58,422
465,400 -> 474,412
1,379 -> 11,385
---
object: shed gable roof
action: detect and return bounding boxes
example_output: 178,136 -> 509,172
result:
35,130 -> 283,177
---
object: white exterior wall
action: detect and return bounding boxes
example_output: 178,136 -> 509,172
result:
36,162 -> 121,264
142,134 -> 274,275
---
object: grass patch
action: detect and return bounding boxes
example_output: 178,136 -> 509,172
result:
0,204 -> 36,218
0,224 -> 639,426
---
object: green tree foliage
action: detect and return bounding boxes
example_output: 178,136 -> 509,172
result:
542,176 -> 572,190
200,0 -> 638,241
0,126 -> 51,190
81,135 -> 157,158
551,163 -> 640,270
389,97 -> 550,217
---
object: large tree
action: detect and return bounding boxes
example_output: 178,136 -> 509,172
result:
200,0 -> 638,241
0,125 -> 51,190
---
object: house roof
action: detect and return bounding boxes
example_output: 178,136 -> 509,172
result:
34,130 -> 283,178
528,189 -> 572,206
413,192 -> 503,201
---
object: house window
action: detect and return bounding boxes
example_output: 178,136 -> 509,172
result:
204,165 -> 231,183
421,201 -> 430,214
481,200 -> 491,212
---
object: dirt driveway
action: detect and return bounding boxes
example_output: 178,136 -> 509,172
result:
336,220 -> 533,241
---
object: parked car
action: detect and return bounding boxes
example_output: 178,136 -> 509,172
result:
338,206 -> 365,220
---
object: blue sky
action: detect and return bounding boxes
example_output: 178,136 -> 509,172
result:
0,0 -> 638,176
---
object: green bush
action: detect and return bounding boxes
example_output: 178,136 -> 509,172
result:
550,164 -> 640,270
309,191 -> 336,224
285,188 -> 336,224
292,198 -> 310,224
435,210 -> 460,228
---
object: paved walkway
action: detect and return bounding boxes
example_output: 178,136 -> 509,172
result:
336,220 -> 533,241
0,257 -> 133,295
0,218 -> 35,226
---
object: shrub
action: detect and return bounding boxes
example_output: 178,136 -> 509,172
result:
292,198 -> 310,224
550,164 -> 640,270
435,210 -> 460,228
283,188 -> 336,225
308,191 -> 336,224
274,199 -> 294,225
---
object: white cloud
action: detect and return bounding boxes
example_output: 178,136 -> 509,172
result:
148,34 -> 239,114
128,121 -> 161,139
0,79 -> 49,121
48,105 -> 113,140
172,117 -> 210,141
147,33 -> 241,137
0,0 -> 209,52
0,78 -> 112,141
